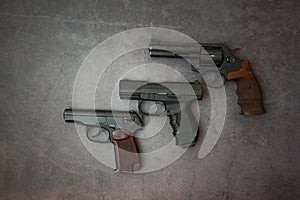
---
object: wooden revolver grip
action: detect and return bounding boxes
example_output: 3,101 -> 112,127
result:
227,60 -> 265,115
112,130 -> 140,172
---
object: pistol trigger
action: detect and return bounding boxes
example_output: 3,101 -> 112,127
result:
233,48 -> 241,53
167,92 -> 176,98
191,64 -> 198,72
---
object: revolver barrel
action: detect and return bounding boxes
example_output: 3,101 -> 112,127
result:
149,42 -> 223,65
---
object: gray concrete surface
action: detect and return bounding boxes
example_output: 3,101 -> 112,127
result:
0,0 -> 299,199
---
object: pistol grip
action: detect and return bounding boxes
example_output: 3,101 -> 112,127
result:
228,60 -> 265,115
169,103 -> 199,147
113,131 -> 140,172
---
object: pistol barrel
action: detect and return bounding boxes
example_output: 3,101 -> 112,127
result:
63,108 -> 109,124
63,108 -> 141,125
119,80 -> 202,102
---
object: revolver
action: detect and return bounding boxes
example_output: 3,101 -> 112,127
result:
63,108 -> 142,172
119,80 -> 202,147
149,42 -> 265,115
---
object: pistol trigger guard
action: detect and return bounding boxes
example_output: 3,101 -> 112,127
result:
137,100 -> 143,111
138,100 -> 147,116
86,125 -> 112,143
139,100 -> 167,116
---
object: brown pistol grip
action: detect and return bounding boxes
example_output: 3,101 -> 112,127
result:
112,130 -> 140,172
227,60 -> 265,115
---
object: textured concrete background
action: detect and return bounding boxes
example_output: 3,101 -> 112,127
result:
0,0 -> 299,199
